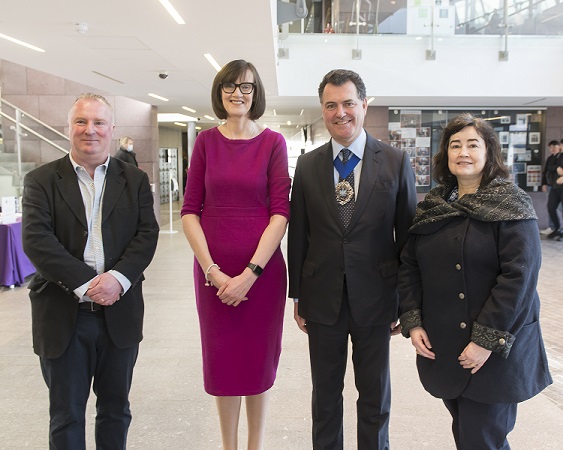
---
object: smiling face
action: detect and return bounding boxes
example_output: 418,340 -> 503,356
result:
68,98 -> 113,169
221,70 -> 255,119
321,81 -> 367,147
447,126 -> 487,186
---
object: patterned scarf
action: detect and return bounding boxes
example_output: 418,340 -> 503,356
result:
411,178 -> 537,233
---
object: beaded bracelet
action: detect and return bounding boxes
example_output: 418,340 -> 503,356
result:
205,263 -> 220,286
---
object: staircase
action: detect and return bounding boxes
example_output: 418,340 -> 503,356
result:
0,146 -> 37,197
0,97 -> 69,199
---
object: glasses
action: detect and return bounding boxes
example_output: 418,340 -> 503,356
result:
221,82 -> 256,95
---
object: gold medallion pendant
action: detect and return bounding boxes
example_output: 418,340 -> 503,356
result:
335,180 -> 354,205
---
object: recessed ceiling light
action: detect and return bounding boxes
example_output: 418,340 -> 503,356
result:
182,106 -> 196,113
300,109 -> 304,115
158,0 -> 185,25
367,97 -> 375,104
273,109 -> 277,116
148,93 -> 169,101
0,32 -> 45,52
203,115 -> 215,120
195,126 -> 202,130
174,122 -> 187,127
204,53 -> 222,72
287,121 -> 292,126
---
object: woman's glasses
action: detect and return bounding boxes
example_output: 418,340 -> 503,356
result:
221,82 -> 256,95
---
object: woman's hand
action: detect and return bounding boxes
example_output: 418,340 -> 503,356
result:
216,270 -> 255,307
458,342 -> 492,374
409,327 -> 435,360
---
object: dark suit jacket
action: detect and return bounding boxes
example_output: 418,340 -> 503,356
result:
288,133 -> 417,327
22,155 -> 159,359
115,148 -> 139,167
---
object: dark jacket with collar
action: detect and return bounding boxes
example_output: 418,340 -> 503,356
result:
288,133 -> 417,327
22,155 -> 159,358
399,182 -> 552,403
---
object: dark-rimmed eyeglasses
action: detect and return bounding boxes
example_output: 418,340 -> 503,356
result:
221,82 -> 256,95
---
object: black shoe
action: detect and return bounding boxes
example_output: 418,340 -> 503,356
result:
547,229 -> 561,239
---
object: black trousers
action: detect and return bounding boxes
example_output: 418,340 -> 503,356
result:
547,187 -> 563,230
40,309 -> 139,450
306,291 -> 391,450
443,397 -> 517,450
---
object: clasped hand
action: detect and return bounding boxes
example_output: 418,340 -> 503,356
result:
85,273 -> 122,306
209,269 -> 254,307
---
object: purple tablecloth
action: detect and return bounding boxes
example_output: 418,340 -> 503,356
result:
0,219 -> 36,287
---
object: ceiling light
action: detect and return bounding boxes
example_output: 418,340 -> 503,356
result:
174,122 -> 187,127
0,32 -> 45,52
158,0 -> 185,25
300,109 -> 304,115
148,93 -> 169,101
367,97 -> 375,105
182,106 -> 196,113
157,113 -> 196,122
204,53 -> 222,72
195,126 -> 202,130
287,121 -> 292,126
204,115 -> 215,120
273,109 -> 277,116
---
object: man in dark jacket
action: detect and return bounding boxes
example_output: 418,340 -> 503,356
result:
542,139 -> 563,239
22,93 -> 159,449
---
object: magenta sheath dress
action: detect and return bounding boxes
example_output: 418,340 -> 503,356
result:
181,127 -> 291,396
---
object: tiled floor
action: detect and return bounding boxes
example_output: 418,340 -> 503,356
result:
1,204 -> 562,449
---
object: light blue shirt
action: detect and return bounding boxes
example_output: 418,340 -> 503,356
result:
69,154 -> 131,301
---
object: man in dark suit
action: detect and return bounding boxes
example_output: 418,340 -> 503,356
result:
22,93 -> 159,449
288,70 -> 417,450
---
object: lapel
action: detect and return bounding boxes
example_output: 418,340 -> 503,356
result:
102,158 -> 126,223
56,156 -> 88,229
347,135 -> 382,230
316,141 -> 343,229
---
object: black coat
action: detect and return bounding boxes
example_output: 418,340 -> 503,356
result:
399,215 -> 552,404
115,148 -> 139,167
22,156 -> 159,358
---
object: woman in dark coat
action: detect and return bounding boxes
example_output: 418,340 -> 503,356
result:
399,113 -> 552,450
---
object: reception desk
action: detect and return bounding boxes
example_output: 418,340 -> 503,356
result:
0,218 -> 35,287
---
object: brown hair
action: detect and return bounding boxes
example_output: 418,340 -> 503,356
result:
433,112 -> 509,187
211,60 -> 266,120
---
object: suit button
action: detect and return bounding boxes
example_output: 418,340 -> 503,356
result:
460,322 -> 467,329
343,239 -> 349,244
455,264 -> 461,270
458,293 -> 465,299
499,338 -> 506,345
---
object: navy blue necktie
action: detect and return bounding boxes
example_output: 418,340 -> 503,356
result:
337,148 -> 355,228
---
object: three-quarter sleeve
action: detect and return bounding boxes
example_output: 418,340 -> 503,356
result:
181,134 -> 206,217
267,133 -> 291,220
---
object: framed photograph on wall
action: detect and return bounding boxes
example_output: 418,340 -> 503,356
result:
529,132 -> 540,145
499,131 -> 509,145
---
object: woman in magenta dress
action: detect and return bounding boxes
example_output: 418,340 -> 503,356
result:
181,60 -> 290,450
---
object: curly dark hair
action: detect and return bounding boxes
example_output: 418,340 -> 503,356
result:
433,112 -> 509,187
211,59 -> 266,120
318,69 -> 366,103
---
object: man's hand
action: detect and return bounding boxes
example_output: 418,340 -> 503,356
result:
294,303 -> 307,334
85,273 -> 123,306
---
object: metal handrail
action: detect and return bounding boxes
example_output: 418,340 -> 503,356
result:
0,97 -> 69,141
0,110 -> 68,154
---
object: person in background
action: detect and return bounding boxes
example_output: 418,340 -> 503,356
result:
540,139 -> 562,235
22,93 -> 159,449
544,138 -> 563,239
181,59 -> 290,450
399,113 -> 552,450
115,136 -> 138,167
288,69 -> 417,450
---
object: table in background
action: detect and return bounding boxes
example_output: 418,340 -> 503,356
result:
0,219 -> 35,287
